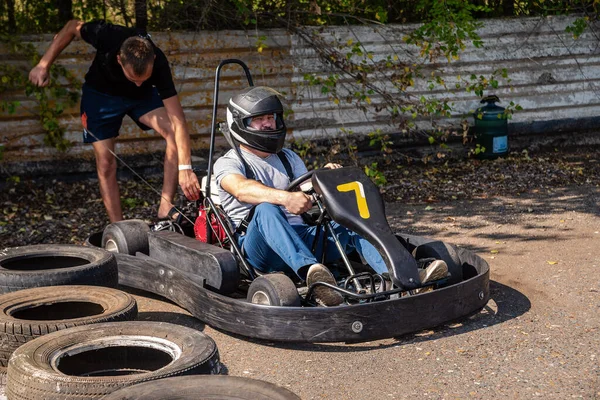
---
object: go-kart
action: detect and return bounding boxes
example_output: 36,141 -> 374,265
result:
88,59 -> 490,342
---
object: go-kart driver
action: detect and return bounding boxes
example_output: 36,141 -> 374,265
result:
213,86 -> 448,306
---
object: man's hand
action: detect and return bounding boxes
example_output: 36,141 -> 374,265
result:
324,162 -> 342,169
179,169 -> 201,201
29,65 -> 50,87
283,192 -> 313,215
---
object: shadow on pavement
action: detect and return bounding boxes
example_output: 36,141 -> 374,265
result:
387,185 -> 599,248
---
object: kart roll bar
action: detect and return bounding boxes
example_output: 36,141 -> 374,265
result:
205,59 -> 254,193
204,59 -> 257,279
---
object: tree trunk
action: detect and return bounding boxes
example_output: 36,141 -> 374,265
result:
116,0 -> 131,27
135,0 -> 148,33
6,0 -> 16,33
503,0 -> 515,17
55,0 -> 73,25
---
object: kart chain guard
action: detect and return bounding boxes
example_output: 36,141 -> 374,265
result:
311,167 -> 420,290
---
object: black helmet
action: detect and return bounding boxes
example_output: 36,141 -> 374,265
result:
226,86 -> 287,154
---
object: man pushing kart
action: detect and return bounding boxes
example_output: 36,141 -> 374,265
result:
29,20 -> 202,222
214,86 -> 449,306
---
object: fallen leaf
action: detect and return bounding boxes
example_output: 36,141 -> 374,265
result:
490,249 -> 499,254
547,261 -> 558,265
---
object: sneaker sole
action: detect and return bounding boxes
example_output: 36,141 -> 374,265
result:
307,268 -> 343,307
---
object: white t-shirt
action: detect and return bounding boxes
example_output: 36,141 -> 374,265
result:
213,148 -> 308,229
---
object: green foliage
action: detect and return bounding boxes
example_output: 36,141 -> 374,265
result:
0,34 -> 80,152
1,0 -> 597,32
364,162 -> 387,185
123,197 -> 147,209
404,0 -> 489,62
298,6 -> 520,164
469,143 -> 486,157
565,17 -> 589,38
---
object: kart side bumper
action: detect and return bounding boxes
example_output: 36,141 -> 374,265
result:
114,244 -> 489,343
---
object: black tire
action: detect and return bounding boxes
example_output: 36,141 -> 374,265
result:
0,285 -> 137,367
413,241 -> 463,285
84,231 -> 103,248
247,274 -> 301,306
102,220 -> 150,255
6,321 -> 220,400
100,375 -> 301,400
0,244 -> 118,294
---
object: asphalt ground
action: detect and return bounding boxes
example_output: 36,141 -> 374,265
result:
122,184 -> 598,399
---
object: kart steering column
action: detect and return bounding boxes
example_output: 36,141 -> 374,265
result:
315,197 -> 364,291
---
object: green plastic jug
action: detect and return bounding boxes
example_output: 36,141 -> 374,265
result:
474,95 -> 509,159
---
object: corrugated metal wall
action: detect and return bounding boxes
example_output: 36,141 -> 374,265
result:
1,15 -> 598,171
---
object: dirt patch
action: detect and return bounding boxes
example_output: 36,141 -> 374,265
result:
1,146 -> 599,248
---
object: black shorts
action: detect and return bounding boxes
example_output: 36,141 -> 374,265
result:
80,83 -> 164,143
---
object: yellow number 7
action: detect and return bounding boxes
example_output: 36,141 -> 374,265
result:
336,181 -> 370,219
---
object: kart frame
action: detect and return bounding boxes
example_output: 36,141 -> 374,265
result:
91,59 -> 490,342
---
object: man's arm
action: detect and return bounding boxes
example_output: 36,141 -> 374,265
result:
162,95 -> 201,201
221,173 -> 313,215
29,20 -> 84,87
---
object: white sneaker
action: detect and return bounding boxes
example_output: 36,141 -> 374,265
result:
414,260 -> 448,294
419,259 -> 448,284
306,264 -> 343,306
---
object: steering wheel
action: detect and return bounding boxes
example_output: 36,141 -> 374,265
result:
286,169 -> 325,225
286,169 -> 321,192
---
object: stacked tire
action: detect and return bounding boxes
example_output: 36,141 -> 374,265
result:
0,285 -> 138,366
6,321 -> 220,400
0,244 -> 118,293
0,241 -> 300,400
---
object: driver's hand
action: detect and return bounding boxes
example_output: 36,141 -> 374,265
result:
179,169 -> 201,201
284,192 -> 313,215
29,65 -> 51,87
324,163 -> 342,169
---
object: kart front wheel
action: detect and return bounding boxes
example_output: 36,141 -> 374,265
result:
247,274 -> 301,307
413,241 -> 463,285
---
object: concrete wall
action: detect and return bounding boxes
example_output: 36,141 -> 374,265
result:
1,15 -> 598,174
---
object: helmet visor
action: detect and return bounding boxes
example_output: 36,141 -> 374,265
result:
244,113 -> 284,131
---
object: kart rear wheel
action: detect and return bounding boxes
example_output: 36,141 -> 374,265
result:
247,274 -> 301,307
102,219 -> 150,255
413,241 -> 463,285
100,375 -> 301,400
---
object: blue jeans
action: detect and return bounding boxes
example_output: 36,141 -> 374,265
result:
237,203 -> 388,280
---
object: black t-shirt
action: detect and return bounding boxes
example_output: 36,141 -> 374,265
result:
80,20 -> 177,100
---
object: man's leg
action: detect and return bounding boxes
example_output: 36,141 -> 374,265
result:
138,107 -> 178,219
240,204 -> 318,279
301,223 -> 388,275
92,138 -> 122,222
80,83 -> 125,223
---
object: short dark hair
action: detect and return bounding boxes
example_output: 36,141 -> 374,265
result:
119,37 -> 155,76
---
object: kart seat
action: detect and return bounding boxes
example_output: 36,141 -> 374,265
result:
311,167 -> 421,290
